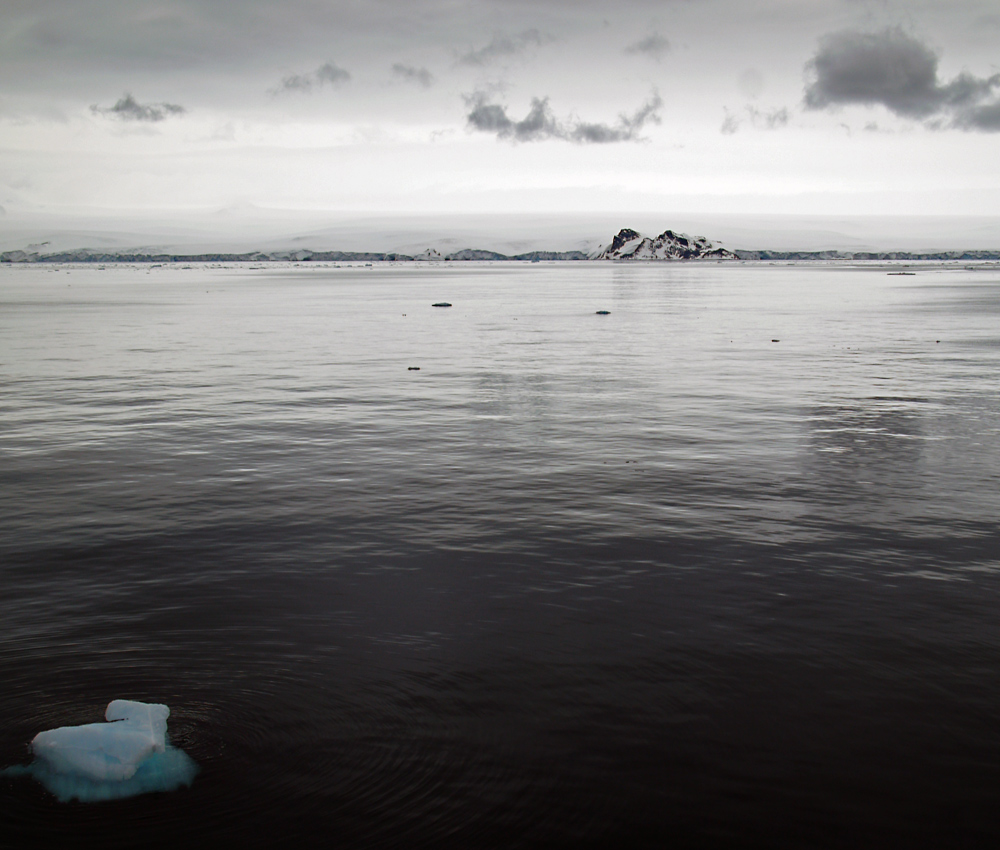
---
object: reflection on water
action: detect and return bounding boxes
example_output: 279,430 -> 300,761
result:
2,261 -> 1000,848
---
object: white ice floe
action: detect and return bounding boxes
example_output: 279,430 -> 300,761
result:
3,699 -> 198,802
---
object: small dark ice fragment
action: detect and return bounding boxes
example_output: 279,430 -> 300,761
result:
595,310 -> 611,315
432,302 -> 452,307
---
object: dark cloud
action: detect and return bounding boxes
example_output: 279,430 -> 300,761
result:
276,61 -> 350,94
720,105 -> 788,134
90,93 -> 185,121
316,62 -> 350,85
391,63 -> 434,88
570,94 -> 663,142
465,90 -> 661,143
804,28 -> 1000,131
465,95 -> 561,141
624,33 -> 670,61
805,28 -> 945,118
456,29 -> 551,66
954,100 -> 1000,131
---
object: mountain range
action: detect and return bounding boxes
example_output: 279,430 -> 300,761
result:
2,228 -> 998,263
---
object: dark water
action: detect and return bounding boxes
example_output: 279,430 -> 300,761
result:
2,261 -> 1000,848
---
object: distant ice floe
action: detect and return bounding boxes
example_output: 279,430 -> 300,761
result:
2,700 -> 198,802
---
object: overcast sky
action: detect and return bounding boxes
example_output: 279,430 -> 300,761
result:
2,0 -> 999,222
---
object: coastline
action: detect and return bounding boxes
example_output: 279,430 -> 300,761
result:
5,249 -> 1000,264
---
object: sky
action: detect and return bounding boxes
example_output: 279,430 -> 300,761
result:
1,0 -> 999,243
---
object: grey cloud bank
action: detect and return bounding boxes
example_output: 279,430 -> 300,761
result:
465,91 -> 662,143
805,28 -> 1000,131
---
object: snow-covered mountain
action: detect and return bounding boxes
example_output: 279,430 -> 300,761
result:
594,228 -> 736,260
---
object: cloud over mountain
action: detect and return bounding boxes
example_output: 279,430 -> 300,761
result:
90,93 -> 185,122
804,28 -> 1000,130
465,90 -> 662,143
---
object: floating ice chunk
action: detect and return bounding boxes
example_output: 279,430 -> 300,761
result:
32,700 -> 170,781
3,699 -> 198,802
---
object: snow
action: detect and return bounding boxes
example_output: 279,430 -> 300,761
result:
595,227 -> 737,260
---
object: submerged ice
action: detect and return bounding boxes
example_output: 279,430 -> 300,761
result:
3,700 -> 198,802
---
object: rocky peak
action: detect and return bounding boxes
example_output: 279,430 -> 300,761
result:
605,228 -> 643,256
594,227 -> 735,261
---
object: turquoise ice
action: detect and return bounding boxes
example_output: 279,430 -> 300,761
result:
3,700 -> 198,802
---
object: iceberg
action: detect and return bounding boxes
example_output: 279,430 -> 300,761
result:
32,699 -> 170,782
2,700 -> 198,802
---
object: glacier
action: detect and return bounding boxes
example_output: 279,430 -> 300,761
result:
2,700 -> 198,802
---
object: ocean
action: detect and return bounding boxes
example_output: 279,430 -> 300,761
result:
2,260 -> 1000,848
